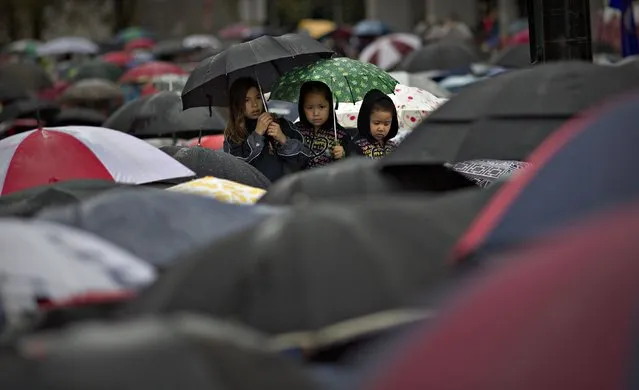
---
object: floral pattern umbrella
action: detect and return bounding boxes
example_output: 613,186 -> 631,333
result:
270,57 -> 398,103
335,84 -> 446,130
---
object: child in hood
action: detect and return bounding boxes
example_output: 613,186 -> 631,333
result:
296,81 -> 353,169
223,77 -> 309,182
352,89 -> 399,159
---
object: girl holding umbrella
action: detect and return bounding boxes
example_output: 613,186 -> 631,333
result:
224,77 -> 309,182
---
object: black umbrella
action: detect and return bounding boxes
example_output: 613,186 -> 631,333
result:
0,78 -> 30,104
6,315 -> 320,390
259,157 -> 474,206
51,107 -> 108,126
123,185 -> 498,350
169,146 -> 271,189
0,62 -> 53,91
39,189 -> 282,268
0,99 -> 59,124
0,179 -> 139,218
381,61 -> 639,169
492,44 -> 531,69
152,39 -> 188,60
103,93 -> 228,137
71,59 -> 123,82
182,33 -> 333,109
397,42 -> 479,73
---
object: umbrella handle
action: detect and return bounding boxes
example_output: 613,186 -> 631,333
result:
254,71 -> 269,113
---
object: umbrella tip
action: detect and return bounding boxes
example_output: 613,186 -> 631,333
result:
197,129 -> 202,145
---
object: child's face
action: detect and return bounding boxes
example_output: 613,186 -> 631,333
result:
244,87 -> 263,120
303,92 -> 330,128
370,109 -> 393,141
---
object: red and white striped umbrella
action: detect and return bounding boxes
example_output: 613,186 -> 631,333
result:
359,33 -> 422,70
0,126 -> 194,195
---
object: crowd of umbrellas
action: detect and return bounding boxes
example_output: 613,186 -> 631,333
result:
1,21 -> 639,390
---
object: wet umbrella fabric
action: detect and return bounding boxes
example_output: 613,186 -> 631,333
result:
52,108 -> 107,127
37,37 -> 98,56
0,126 -> 195,195
0,219 -> 155,319
124,185 -> 497,347
0,179 -> 139,218
59,78 -> 123,103
120,61 -> 187,84
169,147 -> 271,189
118,92 -> 227,137
259,157 -> 474,206
397,42 -> 479,73
182,33 -> 333,109
0,99 -> 60,124
381,61 -> 639,169
364,203 -> 639,390
102,95 -> 151,131
0,79 -> 31,104
7,315 -> 320,390
492,44 -> 531,69
0,62 -> 53,91
453,91 -> 639,264
39,189 -> 282,268
70,60 -> 123,82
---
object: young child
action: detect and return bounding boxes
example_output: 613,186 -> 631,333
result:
223,77 -> 309,182
296,81 -> 352,169
352,89 -> 399,159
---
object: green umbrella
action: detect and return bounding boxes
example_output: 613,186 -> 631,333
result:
117,27 -> 153,43
69,60 -> 123,82
270,57 -> 398,103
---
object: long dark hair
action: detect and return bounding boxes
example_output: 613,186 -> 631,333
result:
225,77 -> 260,144
297,81 -> 336,129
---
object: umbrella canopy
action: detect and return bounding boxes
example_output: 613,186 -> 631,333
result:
359,33 -> 422,71
168,176 -> 266,204
37,37 -> 98,56
8,314 -> 318,390
335,84 -> 446,131
0,218 -> 155,322
110,92 -> 227,137
102,94 -> 151,131
297,19 -> 337,39
493,43 -> 531,68
266,99 -> 299,121
51,108 -> 108,127
353,20 -> 391,37
397,42 -> 479,73
39,189 -> 281,268
123,185 -> 497,348
139,74 -> 189,95
119,61 -> 187,84
259,157 -> 474,205
0,179 -> 138,218
0,79 -> 31,104
168,146 -> 271,188
453,91 -> 639,263
381,61 -> 639,169
0,62 -> 53,91
70,59 -> 123,82
188,134 -> 225,150
100,51 -> 134,67
0,126 -> 194,195
0,99 -> 59,125
116,27 -> 154,43
58,79 -> 124,109
387,71 -> 451,98
5,39 -> 42,57
182,33 -> 334,109
364,202 -> 639,390
270,57 -> 398,103
124,37 -> 156,52
183,34 -> 222,49
446,159 -> 530,188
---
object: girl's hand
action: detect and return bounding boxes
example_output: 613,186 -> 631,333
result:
332,145 -> 345,159
267,122 -> 287,144
255,113 -> 273,135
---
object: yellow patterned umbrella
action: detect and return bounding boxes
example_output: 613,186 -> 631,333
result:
167,177 -> 266,205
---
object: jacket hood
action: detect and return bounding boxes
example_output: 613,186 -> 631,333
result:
356,89 -> 399,142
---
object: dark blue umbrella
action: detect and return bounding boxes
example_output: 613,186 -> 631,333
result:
453,91 -> 639,264
353,20 -> 390,37
38,189 -> 283,268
